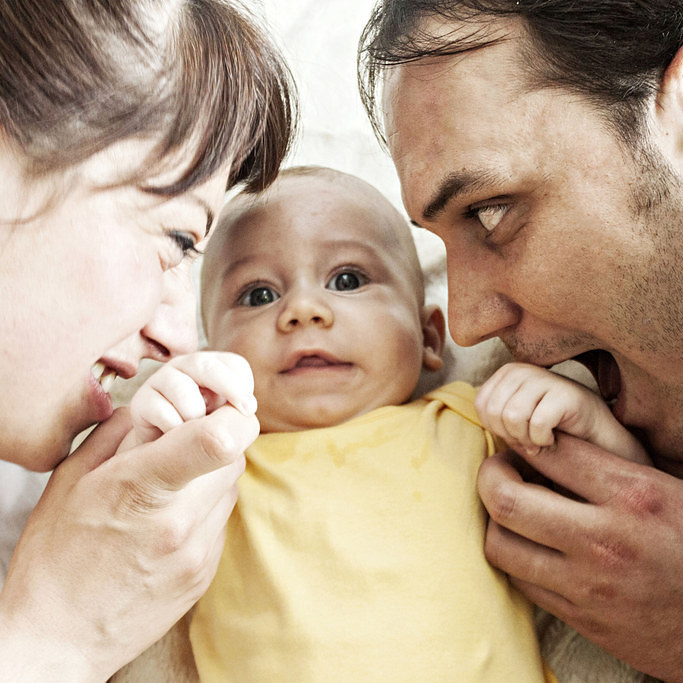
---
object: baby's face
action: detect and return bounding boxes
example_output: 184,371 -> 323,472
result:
203,175 -> 430,432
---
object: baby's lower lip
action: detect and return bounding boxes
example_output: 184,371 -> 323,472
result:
283,356 -> 352,373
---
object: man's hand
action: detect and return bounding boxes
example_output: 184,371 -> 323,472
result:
0,402 -> 258,681
478,434 -> 683,681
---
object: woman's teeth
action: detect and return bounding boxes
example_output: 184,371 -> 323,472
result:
92,362 -> 118,393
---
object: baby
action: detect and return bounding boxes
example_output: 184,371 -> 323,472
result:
475,361 -> 650,466
113,166 -> 552,682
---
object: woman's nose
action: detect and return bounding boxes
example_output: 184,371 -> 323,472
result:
141,262 -> 199,360
276,289 -> 334,333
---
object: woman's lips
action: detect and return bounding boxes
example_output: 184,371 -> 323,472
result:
87,362 -> 118,422
91,361 -> 118,393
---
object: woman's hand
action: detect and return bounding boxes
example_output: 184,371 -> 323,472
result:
0,400 -> 258,681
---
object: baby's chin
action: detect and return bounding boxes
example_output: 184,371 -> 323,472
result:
258,405 -> 372,434
256,387 -> 417,434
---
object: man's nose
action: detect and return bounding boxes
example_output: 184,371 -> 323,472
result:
444,251 -> 518,347
141,262 -> 199,360
276,288 -> 334,333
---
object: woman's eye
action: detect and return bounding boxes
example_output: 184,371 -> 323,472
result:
471,204 -> 509,233
327,270 -> 367,291
168,230 -> 200,256
239,286 -> 280,307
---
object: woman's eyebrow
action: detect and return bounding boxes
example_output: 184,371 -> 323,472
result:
188,194 -> 215,237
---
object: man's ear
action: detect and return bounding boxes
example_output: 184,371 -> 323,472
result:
421,304 -> 446,372
653,45 -> 683,160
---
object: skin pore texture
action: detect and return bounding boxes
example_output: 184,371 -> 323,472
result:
201,170 -> 444,433
383,19 -> 683,476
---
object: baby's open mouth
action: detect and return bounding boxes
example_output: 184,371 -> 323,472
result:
573,350 -> 621,406
91,362 -> 118,393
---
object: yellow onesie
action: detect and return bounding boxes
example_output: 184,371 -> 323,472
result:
191,382 -> 550,682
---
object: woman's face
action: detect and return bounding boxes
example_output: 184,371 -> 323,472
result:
0,139 -> 228,471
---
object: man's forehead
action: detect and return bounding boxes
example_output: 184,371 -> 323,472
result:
382,21 -> 529,215
381,13 -> 525,126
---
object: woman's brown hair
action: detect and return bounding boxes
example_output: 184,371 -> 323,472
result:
0,0 -> 297,194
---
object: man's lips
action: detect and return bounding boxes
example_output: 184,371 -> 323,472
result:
574,350 -> 621,403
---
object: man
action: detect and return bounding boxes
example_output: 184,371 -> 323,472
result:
358,2 -> 683,680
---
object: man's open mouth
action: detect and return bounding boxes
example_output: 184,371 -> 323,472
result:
573,350 -> 621,405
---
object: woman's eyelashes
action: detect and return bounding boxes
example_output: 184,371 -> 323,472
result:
168,229 -> 201,257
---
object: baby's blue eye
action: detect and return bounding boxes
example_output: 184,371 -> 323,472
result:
240,286 -> 280,307
328,271 -> 366,291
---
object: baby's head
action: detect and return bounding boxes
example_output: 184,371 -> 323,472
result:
201,166 -> 445,433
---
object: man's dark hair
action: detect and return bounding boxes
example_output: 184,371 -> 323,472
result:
358,1 -> 683,148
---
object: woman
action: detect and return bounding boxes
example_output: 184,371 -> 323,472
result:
0,0 -> 296,678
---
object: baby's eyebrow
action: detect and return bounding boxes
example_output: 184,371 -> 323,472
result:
318,238 -> 379,254
220,254 -> 260,279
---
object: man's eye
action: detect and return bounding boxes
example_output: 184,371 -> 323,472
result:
239,286 -> 280,307
327,270 -> 367,291
470,204 -> 509,233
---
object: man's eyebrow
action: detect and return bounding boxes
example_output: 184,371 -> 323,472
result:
422,170 -> 500,221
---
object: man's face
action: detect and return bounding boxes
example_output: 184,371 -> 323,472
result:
383,20 -> 683,471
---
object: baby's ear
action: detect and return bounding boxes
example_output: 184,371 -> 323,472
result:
421,304 -> 446,371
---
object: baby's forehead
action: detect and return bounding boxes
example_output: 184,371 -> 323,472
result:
230,173 -> 404,239
209,171 -> 423,285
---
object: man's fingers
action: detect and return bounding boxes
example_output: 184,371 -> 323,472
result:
483,516 -> 566,589
478,450 -> 595,553
508,575 -> 577,625
519,432 -> 650,504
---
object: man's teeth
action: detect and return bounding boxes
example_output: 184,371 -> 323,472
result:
92,362 -> 118,393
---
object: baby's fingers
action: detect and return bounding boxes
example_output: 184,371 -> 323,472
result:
526,394 -> 567,449
167,352 -> 256,416
476,368 -> 528,439
138,367 -> 207,423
